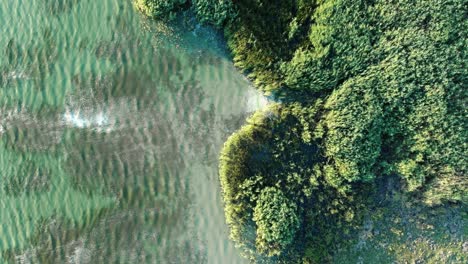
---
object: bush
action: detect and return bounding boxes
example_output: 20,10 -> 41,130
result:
133,0 -> 188,19
193,0 -> 236,27
253,187 -> 300,256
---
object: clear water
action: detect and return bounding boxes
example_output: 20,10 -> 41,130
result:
0,0 -> 267,262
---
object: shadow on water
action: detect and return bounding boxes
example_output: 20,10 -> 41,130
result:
1,28 -> 59,85
2,195 -> 207,263
42,0 -> 82,16
3,163 -> 51,197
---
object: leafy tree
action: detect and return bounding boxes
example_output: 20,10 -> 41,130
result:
192,0 -> 236,27
253,187 -> 300,256
133,0 -> 188,19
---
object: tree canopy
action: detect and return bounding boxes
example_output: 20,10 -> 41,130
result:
135,0 -> 467,262
253,187 -> 301,256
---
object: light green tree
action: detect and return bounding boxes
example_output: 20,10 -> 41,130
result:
253,187 -> 301,256
134,0 -> 187,19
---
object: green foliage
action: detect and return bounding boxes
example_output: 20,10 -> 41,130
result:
334,195 -> 467,264
219,103 -> 365,262
253,187 -> 300,256
323,76 -> 384,188
423,172 -> 468,206
134,0 -> 236,26
220,0 -> 466,261
282,0 -> 467,197
140,0 -> 467,262
224,0 -> 298,93
192,0 -> 236,27
134,0 -> 187,19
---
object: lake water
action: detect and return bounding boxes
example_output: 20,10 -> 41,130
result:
0,0 -> 267,262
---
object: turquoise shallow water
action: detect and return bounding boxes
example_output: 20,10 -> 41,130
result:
0,0 -> 266,262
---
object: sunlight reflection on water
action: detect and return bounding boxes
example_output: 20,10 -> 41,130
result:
63,111 -> 109,129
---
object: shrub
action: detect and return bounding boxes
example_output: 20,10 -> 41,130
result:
133,0 -> 188,19
193,0 -> 236,27
253,187 -> 301,256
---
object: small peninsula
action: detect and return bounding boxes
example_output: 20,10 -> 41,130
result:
136,0 -> 467,263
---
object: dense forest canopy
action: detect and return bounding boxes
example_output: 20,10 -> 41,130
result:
136,0 -> 467,262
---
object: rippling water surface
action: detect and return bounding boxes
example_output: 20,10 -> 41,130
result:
0,0 -> 267,262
